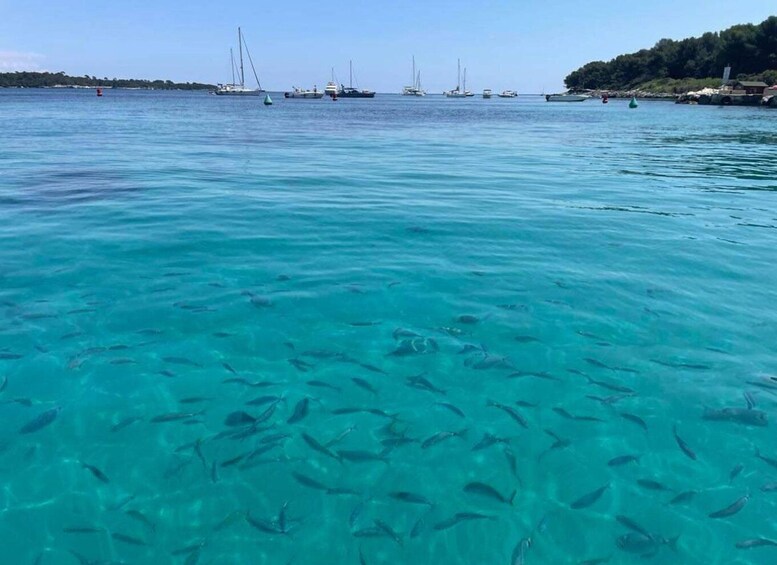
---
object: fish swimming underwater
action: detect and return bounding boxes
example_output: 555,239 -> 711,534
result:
19,406 -> 61,434
703,407 -> 768,427
388,337 -> 439,357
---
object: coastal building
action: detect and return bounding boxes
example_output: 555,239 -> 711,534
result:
729,80 -> 768,95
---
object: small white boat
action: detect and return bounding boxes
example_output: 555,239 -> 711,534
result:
324,68 -> 339,98
545,93 -> 590,102
402,56 -> 426,96
284,87 -> 324,99
498,90 -> 518,98
213,27 -> 265,96
483,89 -> 492,99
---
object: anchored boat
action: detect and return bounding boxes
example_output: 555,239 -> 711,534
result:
213,27 -> 264,96
445,59 -> 471,98
545,92 -> 590,102
402,56 -> 426,96
498,90 -> 518,98
338,61 -> 375,98
284,87 -> 324,99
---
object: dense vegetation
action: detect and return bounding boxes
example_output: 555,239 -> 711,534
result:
565,15 -> 777,91
0,71 -> 215,90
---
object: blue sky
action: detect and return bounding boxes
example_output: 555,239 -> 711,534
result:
0,1 -> 773,92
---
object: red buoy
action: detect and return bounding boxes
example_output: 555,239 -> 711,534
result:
97,88 -> 103,97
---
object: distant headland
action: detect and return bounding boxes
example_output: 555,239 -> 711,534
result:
564,16 -> 776,95
0,71 -> 215,90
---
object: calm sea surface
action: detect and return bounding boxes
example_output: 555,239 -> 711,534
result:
1,90 -> 777,564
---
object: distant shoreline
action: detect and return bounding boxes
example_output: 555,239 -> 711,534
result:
0,71 -> 215,91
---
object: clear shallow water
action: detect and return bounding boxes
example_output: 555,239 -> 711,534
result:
1,90 -> 777,564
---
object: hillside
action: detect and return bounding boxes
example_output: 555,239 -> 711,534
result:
0,71 -> 215,90
565,16 -> 777,92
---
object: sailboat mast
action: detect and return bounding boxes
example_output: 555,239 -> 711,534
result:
230,48 -> 235,86
412,56 -> 416,88
457,59 -> 461,91
349,60 -> 353,89
238,27 -> 245,87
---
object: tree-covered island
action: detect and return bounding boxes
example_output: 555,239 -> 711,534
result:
565,16 -> 776,94
0,71 -> 215,90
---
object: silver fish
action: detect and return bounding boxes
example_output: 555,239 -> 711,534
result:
616,532 -> 678,556
735,538 -> 777,549
511,537 -> 532,565
709,493 -> 749,518
463,481 -> 515,505
672,424 -> 697,460
421,429 -> 467,449
703,407 -> 768,427
389,491 -> 433,506
756,449 -> 777,470
570,483 -> 609,509
81,462 -> 110,484
608,454 -> 640,467
19,406 -> 61,434
337,450 -> 388,464
287,398 -> 310,424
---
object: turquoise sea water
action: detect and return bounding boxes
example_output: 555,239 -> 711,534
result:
1,90 -> 777,564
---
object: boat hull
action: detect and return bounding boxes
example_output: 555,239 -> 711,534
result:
213,89 -> 265,96
338,90 -> 376,98
545,94 -> 589,102
284,92 -> 324,99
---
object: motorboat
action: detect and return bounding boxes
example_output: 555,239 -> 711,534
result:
483,89 -> 492,99
284,87 -> 324,99
545,93 -> 590,102
213,28 -> 265,96
325,79 -> 338,98
498,90 -> 518,98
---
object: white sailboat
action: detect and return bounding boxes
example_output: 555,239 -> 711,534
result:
213,27 -> 264,96
445,59 -> 468,98
402,57 -> 426,96
464,69 -> 474,96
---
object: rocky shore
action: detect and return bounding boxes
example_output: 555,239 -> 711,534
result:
574,89 -> 676,100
